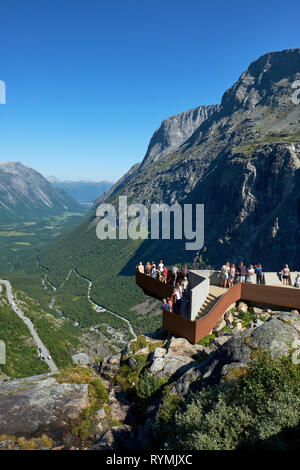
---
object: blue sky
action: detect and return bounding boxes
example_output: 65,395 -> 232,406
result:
0,0 -> 299,182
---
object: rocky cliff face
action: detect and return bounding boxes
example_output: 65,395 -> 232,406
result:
0,162 -> 81,222
94,105 -> 219,208
96,49 -> 300,269
141,104 -> 219,168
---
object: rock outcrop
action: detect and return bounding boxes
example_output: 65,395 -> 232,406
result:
0,374 -> 89,435
141,105 -> 219,168
171,315 -> 300,397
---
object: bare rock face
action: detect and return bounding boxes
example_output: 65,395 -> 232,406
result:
92,425 -> 136,450
0,374 -> 89,435
150,353 -> 197,380
141,105 -> 220,168
167,337 -> 197,357
171,365 -> 202,397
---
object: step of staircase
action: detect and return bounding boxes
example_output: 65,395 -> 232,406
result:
195,286 -> 227,321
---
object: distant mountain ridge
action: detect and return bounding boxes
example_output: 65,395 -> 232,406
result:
0,162 -> 82,222
48,178 -> 113,203
94,104 -> 219,207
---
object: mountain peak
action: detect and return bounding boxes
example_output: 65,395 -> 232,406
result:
221,48 -> 300,113
0,162 -> 81,222
141,104 -> 220,168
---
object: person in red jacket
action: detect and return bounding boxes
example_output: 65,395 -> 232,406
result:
162,266 -> 168,283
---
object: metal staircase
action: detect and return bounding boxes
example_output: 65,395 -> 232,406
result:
195,286 -> 226,320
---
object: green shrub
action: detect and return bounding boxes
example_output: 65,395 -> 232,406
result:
237,310 -> 255,328
136,370 -> 166,407
197,332 -> 216,347
160,353 -> 300,450
130,335 -> 148,353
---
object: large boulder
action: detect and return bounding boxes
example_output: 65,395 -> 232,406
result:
166,337 -> 197,357
0,374 -> 89,435
225,311 -> 234,324
99,353 -> 121,380
250,318 -> 298,357
238,302 -> 248,313
213,336 -> 231,347
150,352 -> 197,380
214,319 -> 226,332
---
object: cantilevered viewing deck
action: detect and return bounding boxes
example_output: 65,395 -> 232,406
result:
136,270 -> 300,344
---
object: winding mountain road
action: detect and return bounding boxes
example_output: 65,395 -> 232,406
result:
74,270 -> 137,340
0,279 -> 58,373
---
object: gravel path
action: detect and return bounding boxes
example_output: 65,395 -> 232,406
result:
0,279 -> 59,373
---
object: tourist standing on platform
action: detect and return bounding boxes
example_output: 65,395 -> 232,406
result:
255,264 -> 263,284
182,265 -> 189,277
172,264 -> 179,286
237,262 -> 247,282
281,264 -> 290,285
167,297 -> 173,312
181,276 -> 189,295
174,286 -> 182,313
295,273 -> 300,288
221,262 -> 230,288
151,264 -> 157,279
136,261 -> 144,274
228,263 -> 236,288
161,298 -> 171,312
162,266 -> 168,283
247,265 -> 255,283
145,262 -> 151,276
158,260 -> 164,274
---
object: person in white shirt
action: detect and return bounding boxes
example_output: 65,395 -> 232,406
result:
247,265 -> 255,283
174,287 -> 182,313
172,265 -> 179,286
158,260 -> 164,273
221,262 -> 230,288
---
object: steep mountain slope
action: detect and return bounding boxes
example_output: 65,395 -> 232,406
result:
48,178 -> 113,203
141,104 -> 219,168
99,49 -> 300,210
0,162 -> 82,222
39,49 -> 300,336
96,49 -> 300,269
94,104 -> 219,207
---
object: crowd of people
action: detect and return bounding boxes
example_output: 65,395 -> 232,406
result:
137,260 -> 300,318
220,262 -> 300,288
136,260 -> 189,313
220,262 -> 263,288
